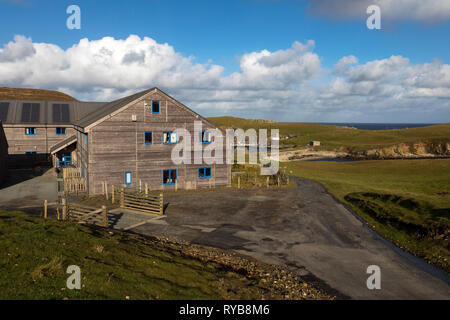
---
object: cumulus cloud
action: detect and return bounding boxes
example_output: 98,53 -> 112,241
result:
305,0 -> 450,23
0,34 -> 449,122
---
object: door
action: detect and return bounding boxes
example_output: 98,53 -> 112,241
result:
59,152 -> 72,167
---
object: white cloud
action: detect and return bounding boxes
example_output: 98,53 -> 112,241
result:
0,34 -> 449,122
305,0 -> 450,23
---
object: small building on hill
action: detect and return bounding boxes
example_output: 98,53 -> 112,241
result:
309,140 -> 320,147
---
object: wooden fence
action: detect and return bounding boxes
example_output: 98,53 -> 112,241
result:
119,188 -> 163,215
61,198 -> 108,227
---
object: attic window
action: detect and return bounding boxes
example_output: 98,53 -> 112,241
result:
21,103 -> 40,123
152,101 -> 160,114
0,102 -> 9,122
200,131 -> 212,144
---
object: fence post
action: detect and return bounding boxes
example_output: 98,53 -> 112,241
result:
102,181 -> 105,196
62,198 -> 67,221
120,187 -> 124,208
159,193 -> 164,215
111,185 -> 115,204
287,176 -> 289,185
238,176 -> 240,189
267,176 -> 269,188
44,199 -> 48,219
105,182 -> 109,200
139,179 -> 142,193
278,176 -> 280,187
102,205 -> 107,227
145,183 -> 148,197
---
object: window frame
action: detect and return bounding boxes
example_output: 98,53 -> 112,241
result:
198,167 -> 212,179
56,127 -> 67,135
144,131 -> 153,145
25,151 -> 37,156
125,171 -> 132,185
162,169 -> 177,185
200,130 -> 213,144
152,100 -> 160,114
25,127 -> 36,135
162,131 -> 177,145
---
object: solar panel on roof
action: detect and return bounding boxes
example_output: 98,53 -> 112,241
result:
21,103 -> 40,123
0,102 -> 9,122
53,103 -> 70,123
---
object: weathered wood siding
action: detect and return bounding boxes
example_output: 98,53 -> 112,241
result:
3,124 -> 76,167
87,90 -> 231,195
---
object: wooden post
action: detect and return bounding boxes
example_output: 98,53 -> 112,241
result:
120,187 -> 124,208
255,172 -> 257,184
102,205 -> 107,227
111,185 -> 115,204
145,183 -> 148,197
278,176 -> 280,187
159,193 -> 164,215
105,182 -> 109,200
102,181 -> 105,196
57,207 -> 60,221
139,179 -> 142,193
266,176 -> 269,188
287,176 -> 289,185
44,200 -> 48,219
62,198 -> 67,221
238,176 -> 240,189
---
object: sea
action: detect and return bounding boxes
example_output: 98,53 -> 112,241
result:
315,123 -> 439,130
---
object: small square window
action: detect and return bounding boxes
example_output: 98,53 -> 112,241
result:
152,101 -> 160,114
25,127 -> 36,135
163,169 -> 177,185
162,131 -> 177,144
144,132 -> 153,145
198,167 -> 212,179
56,127 -> 66,135
200,131 -> 212,144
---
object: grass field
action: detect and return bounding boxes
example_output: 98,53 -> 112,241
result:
0,211 -> 328,300
208,116 -> 450,151
282,159 -> 450,271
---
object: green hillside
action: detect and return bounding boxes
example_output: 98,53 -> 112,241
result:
208,116 -> 450,151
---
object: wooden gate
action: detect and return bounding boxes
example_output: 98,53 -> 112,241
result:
58,167 -> 86,195
61,199 -> 108,227
119,188 -> 163,215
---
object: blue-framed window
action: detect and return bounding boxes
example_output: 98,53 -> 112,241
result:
198,167 -> 212,179
162,169 -> 177,185
152,101 -> 160,114
144,132 -> 153,145
25,151 -> 37,156
200,130 -> 212,144
25,127 -> 36,135
125,171 -> 132,185
56,127 -> 67,135
162,131 -> 177,144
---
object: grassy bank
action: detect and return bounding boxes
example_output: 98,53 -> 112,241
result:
282,159 -> 450,272
0,211 -> 329,300
208,116 -> 450,151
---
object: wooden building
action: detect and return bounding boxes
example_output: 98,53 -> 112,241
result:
0,122 -> 8,185
73,88 -> 231,195
0,88 -> 231,195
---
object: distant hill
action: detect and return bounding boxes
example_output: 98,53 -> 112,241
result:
0,87 -> 77,101
207,116 -> 450,152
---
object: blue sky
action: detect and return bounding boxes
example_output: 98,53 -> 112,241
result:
1,0 -> 450,122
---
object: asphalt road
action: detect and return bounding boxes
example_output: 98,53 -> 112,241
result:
128,178 -> 450,299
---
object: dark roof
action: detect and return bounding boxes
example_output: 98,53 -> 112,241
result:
49,135 -> 77,154
0,100 -> 107,125
74,88 -> 155,128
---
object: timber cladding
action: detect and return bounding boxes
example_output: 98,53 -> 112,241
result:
78,88 -> 231,195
